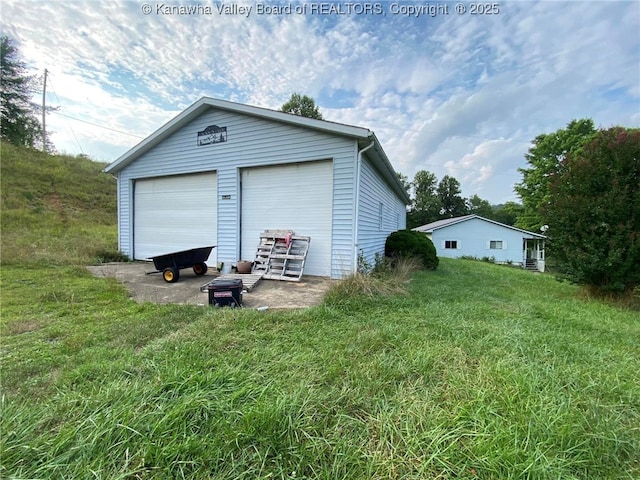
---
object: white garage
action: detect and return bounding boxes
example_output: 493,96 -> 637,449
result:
133,172 -> 217,264
105,97 -> 409,279
240,161 -> 333,277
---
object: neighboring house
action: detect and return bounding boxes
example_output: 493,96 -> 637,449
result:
413,215 -> 546,271
104,97 -> 409,279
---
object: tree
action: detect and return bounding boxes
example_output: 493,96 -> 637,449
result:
437,175 -> 467,219
0,36 -> 43,149
280,93 -> 323,120
396,172 -> 411,196
491,201 -> 524,226
515,119 -> 596,232
542,127 -> 640,294
407,170 -> 440,228
466,194 -> 493,218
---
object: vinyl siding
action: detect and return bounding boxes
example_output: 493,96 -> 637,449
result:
357,156 -> 407,269
117,107 -> 356,277
431,217 -> 527,263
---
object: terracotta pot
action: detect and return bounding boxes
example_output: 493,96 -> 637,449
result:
236,260 -> 252,274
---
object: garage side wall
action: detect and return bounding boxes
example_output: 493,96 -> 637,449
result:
116,107 -> 357,277
357,156 -> 407,270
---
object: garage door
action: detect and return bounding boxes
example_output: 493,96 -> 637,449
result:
134,172 -> 217,264
241,161 -> 333,277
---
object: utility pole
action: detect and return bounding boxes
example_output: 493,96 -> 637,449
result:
42,68 -> 47,152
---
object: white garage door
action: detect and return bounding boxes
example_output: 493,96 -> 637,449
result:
134,172 -> 217,264
241,161 -> 333,277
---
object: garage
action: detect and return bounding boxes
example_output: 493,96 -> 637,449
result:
134,172 -> 217,264
240,161 -> 333,277
106,97 -> 409,279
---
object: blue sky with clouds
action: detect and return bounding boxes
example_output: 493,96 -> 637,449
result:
2,0 -> 639,203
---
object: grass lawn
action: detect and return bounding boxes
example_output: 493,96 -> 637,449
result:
1,144 -> 638,478
2,259 -> 639,479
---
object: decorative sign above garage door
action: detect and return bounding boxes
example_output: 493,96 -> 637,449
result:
197,125 -> 227,146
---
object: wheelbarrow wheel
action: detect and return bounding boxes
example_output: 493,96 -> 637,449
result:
163,267 -> 180,283
193,262 -> 208,276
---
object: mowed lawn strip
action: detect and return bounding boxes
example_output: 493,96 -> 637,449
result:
2,259 -> 639,479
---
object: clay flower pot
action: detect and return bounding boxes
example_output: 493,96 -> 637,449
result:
236,260 -> 252,274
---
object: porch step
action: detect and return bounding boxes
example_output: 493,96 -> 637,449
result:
525,259 -> 539,271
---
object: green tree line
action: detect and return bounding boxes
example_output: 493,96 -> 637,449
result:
399,170 -> 524,229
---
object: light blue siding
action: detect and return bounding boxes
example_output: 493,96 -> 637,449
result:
330,142 -> 359,278
117,107 -> 357,278
431,218 -> 526,264
357,156 -> 407,269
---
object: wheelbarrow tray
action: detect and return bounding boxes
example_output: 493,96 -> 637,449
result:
147,246 -> 215,282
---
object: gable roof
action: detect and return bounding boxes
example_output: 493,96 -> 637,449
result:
413,214 -> 546,239
104,97 -> 410,203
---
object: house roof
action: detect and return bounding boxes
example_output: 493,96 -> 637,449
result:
104,96 -> 410,204
412,214 -> 546,238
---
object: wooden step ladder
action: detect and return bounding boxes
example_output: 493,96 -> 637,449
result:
251,230 -> 311,282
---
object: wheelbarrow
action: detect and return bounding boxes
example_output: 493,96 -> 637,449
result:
147,246 -> 216,283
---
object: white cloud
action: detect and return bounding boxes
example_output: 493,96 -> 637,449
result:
1,0 -> 638,201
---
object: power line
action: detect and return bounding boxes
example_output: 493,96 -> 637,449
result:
47,75 -> 85,154
50,110 -> 146,139
41,69 -> 47,152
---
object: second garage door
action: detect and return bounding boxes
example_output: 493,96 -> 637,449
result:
241,161 -> 333,277
134,172 -> 217,264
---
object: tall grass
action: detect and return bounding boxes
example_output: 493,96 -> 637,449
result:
324,257 -> 420,304
3,259 -> 639,479
0,143 -> 118,266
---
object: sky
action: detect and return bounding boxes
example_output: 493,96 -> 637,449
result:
2,0 -> 639,204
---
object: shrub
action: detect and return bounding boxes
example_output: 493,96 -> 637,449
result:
542,127 -> 640,295
384,230 -> 439,270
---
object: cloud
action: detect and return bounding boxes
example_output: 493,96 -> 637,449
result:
1,0 -> 638,201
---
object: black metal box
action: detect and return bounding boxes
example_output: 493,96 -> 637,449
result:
206,278 -> 243,307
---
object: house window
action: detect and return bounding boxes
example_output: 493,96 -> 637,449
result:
489,240 -> 503,249
444,240 -> 458,249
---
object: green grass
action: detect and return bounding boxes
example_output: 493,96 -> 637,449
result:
2,260 -> 639,479
0,142 -> 119,266
1,145 -> 639,478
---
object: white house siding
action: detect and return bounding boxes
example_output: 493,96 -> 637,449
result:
431,217 -> 527,264
357,156 -> 407,269
116,107 -> 357,277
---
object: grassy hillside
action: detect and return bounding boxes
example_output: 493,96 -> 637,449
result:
0,142 -> 119,265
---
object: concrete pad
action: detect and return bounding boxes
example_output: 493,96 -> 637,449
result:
86,262 -> 334,309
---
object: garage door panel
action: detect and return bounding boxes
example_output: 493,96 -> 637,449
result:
134,173 -> 217,263
241,161 -> 332,277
